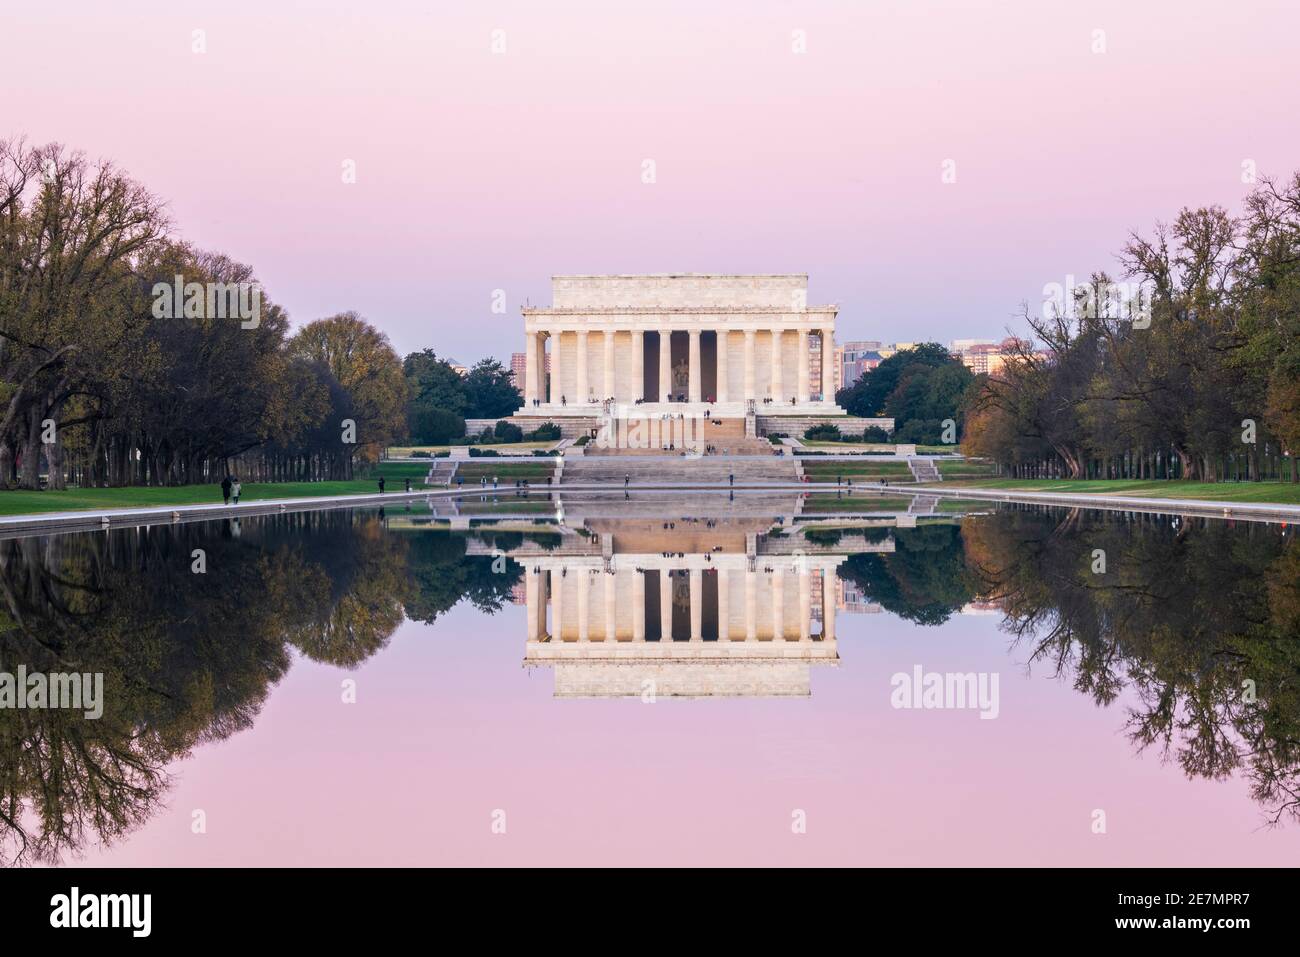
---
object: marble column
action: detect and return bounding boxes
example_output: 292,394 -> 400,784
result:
633,570 -> 646,642
688,330 -> 701,403
799,570 -> 811,641
603,330 -> 615,402
550,569 -> 563,641
743,330 -> 756,403
535,333 -> 547,405
659,331 -> 672,403
549,331 -> 562,404
632,330 -> 645,404
524,333 -> 538,403
797,329 -> 810,403
821,328 -> 835,401
745,568 -> 757,641
770,329 -> 783,402
689,569 -> 702,640
771,570 -> 784,641
525,570 -> 540,640
715,330 -> 728,403
822,569 -> 836,641
604,572 -> 617,642
660,570 -> 674,642
576,331 -> 589,404
577,569 -> 590,642
716,568 -> 730,641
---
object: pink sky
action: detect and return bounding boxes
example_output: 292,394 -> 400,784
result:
67,602 -> 1300,867
6,0 -> 1299,361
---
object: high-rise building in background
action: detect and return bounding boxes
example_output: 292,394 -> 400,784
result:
510,350 -> 550,396
949,336 -> 1030,376
838,340 -> 884,390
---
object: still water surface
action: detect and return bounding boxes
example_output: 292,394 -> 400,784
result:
4,491 -> 1298,866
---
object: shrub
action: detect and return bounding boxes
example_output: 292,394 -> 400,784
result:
804,423 -> 842,441
574,434 -> 591,446
468,447 -> 501,457
894,418 -> 945,445
410,450 -> 432,458
409,408 -> 466,445
767,435 -> 785,445
861,425 -> 890,442
528,421 -> 561,440
493,420 -> 525,443
805,528 -> 844,546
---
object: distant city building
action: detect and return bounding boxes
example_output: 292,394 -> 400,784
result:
837,578 -> 883,614
957,342 -> 1005,376
960,600 -> 1003,616
839,340 -> 883,390
510,350 -> 550,395
446,358 -> 471,376
951,336 -> 1031,376
949,338 -> 995,354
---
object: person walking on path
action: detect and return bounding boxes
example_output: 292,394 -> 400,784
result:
729,472 -> 734,486
221,475 -> 232,505
492,475 -> 498,489
231,478 -> 242,504
405,477 -> 411,492
624,473 -> 630,488
378,475 -> 386,493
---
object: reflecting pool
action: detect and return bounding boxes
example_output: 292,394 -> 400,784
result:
3,490 -> 1298,866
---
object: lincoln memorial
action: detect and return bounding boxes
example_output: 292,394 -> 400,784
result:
517,274 -> 845,418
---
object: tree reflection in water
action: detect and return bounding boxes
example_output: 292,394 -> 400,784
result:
1,503 -> 1297,863
0,510 -> 518,865
960,506 -> 1300,827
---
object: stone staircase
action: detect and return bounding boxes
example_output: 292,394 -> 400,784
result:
559,455 -> 800,486
581,416 -> 776,456
907,458 -> 940,483
426,461 -> 457,486
907,494 -> 939,515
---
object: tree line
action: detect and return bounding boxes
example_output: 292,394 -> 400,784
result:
964,172 -> 1300,481
0,138 -> 522,490
837,341 -> 977,444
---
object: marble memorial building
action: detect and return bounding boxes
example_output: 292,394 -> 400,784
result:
518,274 -> 847,419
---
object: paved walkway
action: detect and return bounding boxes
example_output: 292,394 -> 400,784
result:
3,480 -> 1299,535
908,482 -> 1300,521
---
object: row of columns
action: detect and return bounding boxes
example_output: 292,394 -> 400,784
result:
524,328 -> 835,404
526,567 -> 837,642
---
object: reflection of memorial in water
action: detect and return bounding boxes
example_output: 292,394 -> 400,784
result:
465,494 -> 898,697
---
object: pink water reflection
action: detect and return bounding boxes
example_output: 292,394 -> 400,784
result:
68,603 -> 1299,867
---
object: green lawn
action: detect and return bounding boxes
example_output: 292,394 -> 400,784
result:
0,477 -> 439,517
803,495 -> 917,512
800,440 -> 898,452
802,460 -> 913,479
936,478 -> 1300,505
937,459 -> 997,478
453,462 -> 556,481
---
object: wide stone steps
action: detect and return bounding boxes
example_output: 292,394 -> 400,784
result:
907,458 -> 941,482
560,456 -> 799,485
